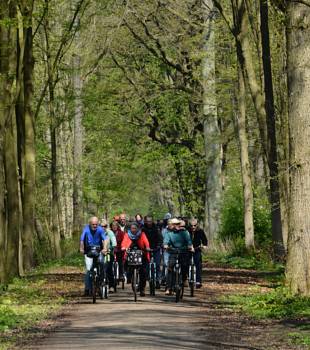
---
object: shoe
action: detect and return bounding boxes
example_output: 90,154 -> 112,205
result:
156,281 -> 160,289
196,283 -> 202,289
140,290 -> 145,297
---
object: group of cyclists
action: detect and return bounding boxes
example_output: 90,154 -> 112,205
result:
79,212 -> 208,298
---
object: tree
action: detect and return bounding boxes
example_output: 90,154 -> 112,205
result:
286,1 -> 310,296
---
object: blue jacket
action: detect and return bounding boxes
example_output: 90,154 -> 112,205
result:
163,229 -> 192,249
80,225 -> 107,253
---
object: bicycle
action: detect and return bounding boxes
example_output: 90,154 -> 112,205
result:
148,249 -> 156,296
126,248 -> 143,302
87,245 -> 107,303
113,251 -> 125,291
166,248 -> 189,303
188,251 -> 196,297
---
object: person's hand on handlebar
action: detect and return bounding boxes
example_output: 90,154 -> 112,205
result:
101,248 -> 108,255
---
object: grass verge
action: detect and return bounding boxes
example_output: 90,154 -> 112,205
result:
223,284 -> 310,348
0,253 -> 84,350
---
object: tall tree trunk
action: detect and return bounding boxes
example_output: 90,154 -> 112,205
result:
50,124 -> 61,258
236,0 -> 284,258
22,1 -> 35,270
4,107 -> 21,279
44,13 -> 61,258
72,53 -> 84,241
236,63 -> 255,249
259,0 -> 285,258
286,2 -> 310,296
203,0 -> 222,244
1,2 -> 20,280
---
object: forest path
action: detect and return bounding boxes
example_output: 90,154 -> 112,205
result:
21,267 -> 306,350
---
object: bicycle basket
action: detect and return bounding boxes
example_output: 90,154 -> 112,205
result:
86,246 -> 101,258
127,250 -> 143,265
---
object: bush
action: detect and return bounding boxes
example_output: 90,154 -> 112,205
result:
219,177 -> 272,249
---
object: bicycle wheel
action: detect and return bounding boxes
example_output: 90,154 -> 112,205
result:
189,266 -> 195,297
149,264 -> 155,296
175,267 -> 180,303
99,282 -> 104,299
112,263 -> 117,293
104,283 -> 108,299
92,274 -> 97,304
132,268 -> 138,302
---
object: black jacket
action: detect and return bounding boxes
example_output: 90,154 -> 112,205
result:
142,224 -> 163,249
189,228 -> 208,249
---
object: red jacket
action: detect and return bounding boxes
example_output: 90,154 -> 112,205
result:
114,228 -> 125,251
121,231 -> 150,262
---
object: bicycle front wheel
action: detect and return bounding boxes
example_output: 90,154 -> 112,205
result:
175,267 -> 182,303
132,268 -> 138,302
92,275 -> 97,304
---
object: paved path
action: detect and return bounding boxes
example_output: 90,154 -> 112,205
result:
25,285 -> 234,350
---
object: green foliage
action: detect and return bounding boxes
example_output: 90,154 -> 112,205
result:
226,287 -> 310,319
35,253 -> 84,273
289,332 -> 310,347
206,250 -> 284,273
219,176 -> 272,248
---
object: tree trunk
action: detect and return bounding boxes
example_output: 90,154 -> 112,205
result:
286,2 -> 310,296
236,0 -> 284,258
235,63 -> 255,249
259,0 -> 285,258
22,2 -> 35,270
203,0 -> 222,244
44,13 -> 61,259
72,53 -> 84,242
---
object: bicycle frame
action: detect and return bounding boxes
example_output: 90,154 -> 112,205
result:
166,248 -> 187,303
148,249 -> 156,296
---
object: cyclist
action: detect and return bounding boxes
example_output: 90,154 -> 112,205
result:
188,218 -> 208,288
163,217 -> 193,295
121,222 -> 150,296
143,216 -> 163,289
161,217 -> 174,286
135,213 -> 144,227
80,216 -> 109,296
119,213 -> 128,232
101,219 -> 117,293
111,220 -> 125,282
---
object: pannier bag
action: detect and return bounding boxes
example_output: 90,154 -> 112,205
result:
127,250 -> 143,266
